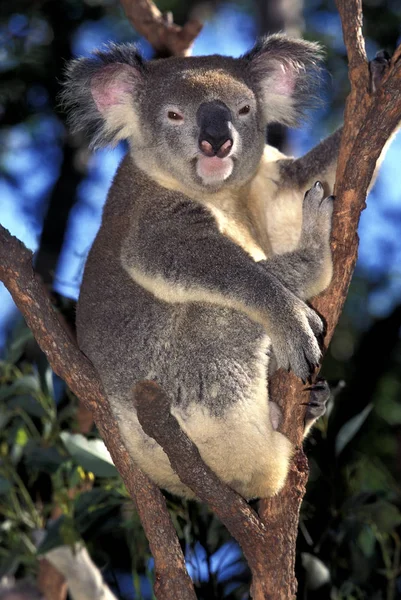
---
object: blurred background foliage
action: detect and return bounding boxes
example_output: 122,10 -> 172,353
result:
1,0 -> 401,598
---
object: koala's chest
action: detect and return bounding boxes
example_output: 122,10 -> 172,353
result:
206,163 -> 303,261
207,204 -> 268,262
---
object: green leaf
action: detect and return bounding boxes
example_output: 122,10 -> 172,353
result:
360,501 -> 401,534
0,375 -> 41,402
24,442 -> 66,474
37,516 -> 80,555
335,404 -> 373,456
60,433 -> 117,478
357,526 -> 376,558
74,488 -> 123,536
36,355 -> 54,400
8,395 -> 46,418
5,326 -> 34,364
15,427 -> 29,447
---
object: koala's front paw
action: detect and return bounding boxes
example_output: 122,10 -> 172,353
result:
370,50 -> 391,93
301,181 -> 334,247
270,299 -> 324,382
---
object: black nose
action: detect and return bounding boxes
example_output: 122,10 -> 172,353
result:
197,100 -> 233,159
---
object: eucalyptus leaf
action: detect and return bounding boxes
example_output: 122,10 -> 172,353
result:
24,442 -> 66,473
60,433 -> 117,478
0,375 -> 41,402
357,526 -> 376,558
5,327 -> 34,364
37,516 -> 80,555
302,553 -> 330,591
335,404 -> 373,456
36,354 -> 55,400
8,395 -> 46,418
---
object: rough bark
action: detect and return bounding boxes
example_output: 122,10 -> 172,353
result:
37,559 -> 68,600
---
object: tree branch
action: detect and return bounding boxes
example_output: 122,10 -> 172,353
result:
120,0 -> 202,57
134,382 -> 267,560
256,3 -> 401,598
2,1 -> 401,598
0,227 -> 196,600
134,380 -> 309,600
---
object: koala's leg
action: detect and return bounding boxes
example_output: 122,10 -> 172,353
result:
260,182 -> 334,301
174,397 -> 294,500
303,378 -> 330,436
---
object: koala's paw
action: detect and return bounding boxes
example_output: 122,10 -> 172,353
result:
271,300 -> 324,383
304,378 -> 330,427
302,181 -> 334,245
369,50 -> 391,93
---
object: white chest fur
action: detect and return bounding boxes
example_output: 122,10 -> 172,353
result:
205,145 -> 304,260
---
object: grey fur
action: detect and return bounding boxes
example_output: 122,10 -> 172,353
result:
66,35 -> 341,499
60,43 -> 146,148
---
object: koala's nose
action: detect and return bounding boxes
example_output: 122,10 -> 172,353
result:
199,136 -> 233,158
197,100 -> 233,159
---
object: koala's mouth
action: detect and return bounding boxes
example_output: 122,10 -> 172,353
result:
196,155 -> 234,185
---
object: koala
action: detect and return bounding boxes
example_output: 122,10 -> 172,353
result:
62,36 -> 387,500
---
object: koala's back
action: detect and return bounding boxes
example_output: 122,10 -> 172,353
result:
76,156 -> 286,497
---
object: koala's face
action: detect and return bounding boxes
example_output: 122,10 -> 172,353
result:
135,59 -> 266,192
63,37 -> 322,194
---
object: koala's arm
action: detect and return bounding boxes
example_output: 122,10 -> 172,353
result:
260,182 -> 334,300
278,128 -> 342,195
44,545 -> 117,600
123,197 -> 323,380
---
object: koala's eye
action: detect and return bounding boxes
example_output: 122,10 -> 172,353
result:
167,111 -> 184,121
238,105 -> 251,116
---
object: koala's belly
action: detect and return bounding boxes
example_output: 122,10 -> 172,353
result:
103,300 -> 279,498
78,284 -> 278,497
81,297 -> 270,413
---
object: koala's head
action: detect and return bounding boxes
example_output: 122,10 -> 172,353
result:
62,36 -> 323,194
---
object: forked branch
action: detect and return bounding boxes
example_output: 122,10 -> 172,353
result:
1,0 -> 401,599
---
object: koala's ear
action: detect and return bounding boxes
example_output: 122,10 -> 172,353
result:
243,34 -> 324,127
61,43 -> 145,148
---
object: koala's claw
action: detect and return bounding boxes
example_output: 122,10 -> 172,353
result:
301,183 -> 334,248
370,50 -> 391,93
304,184 -> 334,214
304,378 -> 330,425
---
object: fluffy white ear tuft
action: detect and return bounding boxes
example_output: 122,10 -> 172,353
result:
61,43 -> 145,148
243,34 -> 324,127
